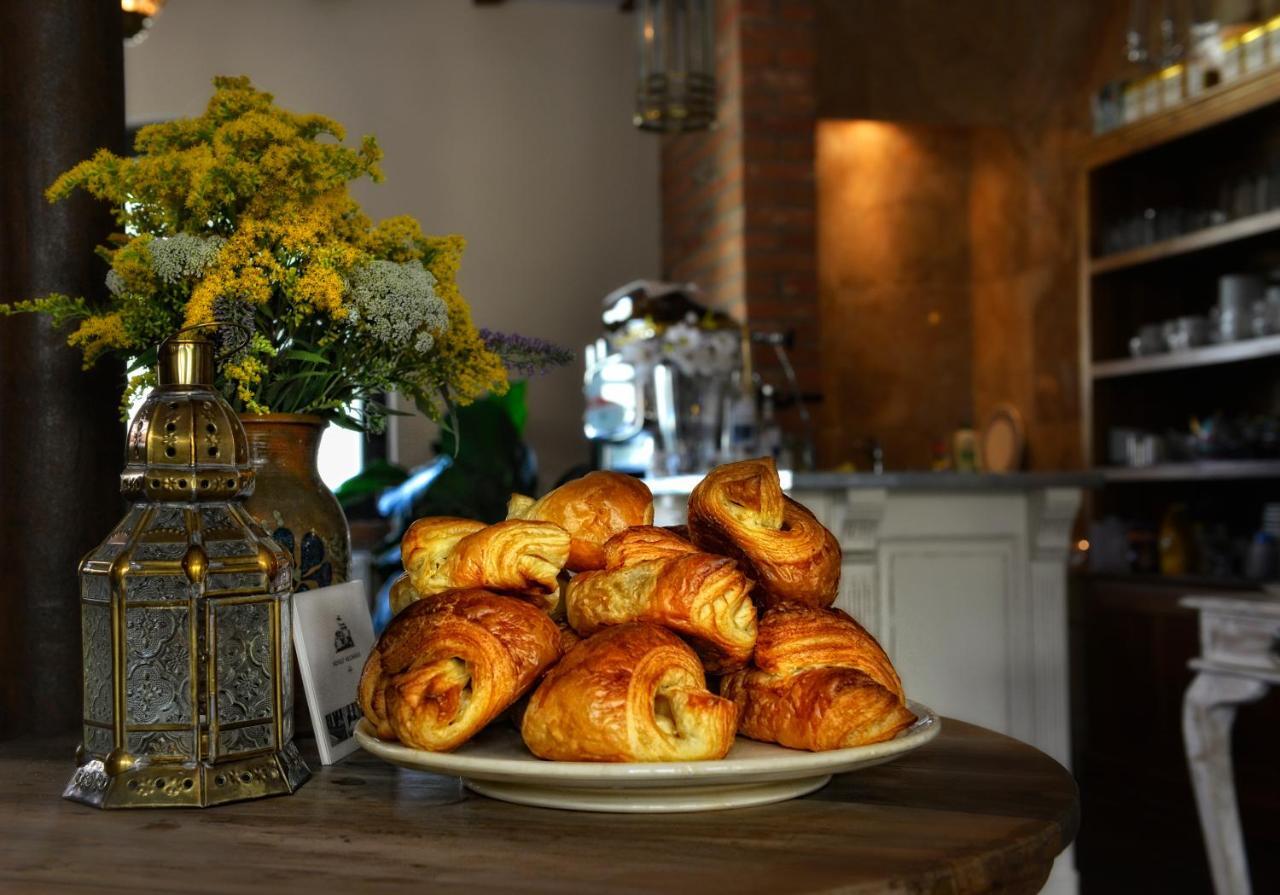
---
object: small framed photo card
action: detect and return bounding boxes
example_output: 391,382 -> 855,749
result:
292,581 -> 376,765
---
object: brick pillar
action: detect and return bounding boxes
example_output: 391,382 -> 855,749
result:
662,0 -> 820,451
662,0 -> 746,320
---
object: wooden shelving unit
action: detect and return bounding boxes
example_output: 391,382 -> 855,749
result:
1090,207 -> 1280,274
1092,333 -> 1280,379
1087,66 -> 1280,168
1077,71 -> 1280,895
1099,459 -> 1280,482
1080,69 -> 1280,563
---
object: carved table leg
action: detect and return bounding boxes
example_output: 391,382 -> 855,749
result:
1183,671 -> 1270,895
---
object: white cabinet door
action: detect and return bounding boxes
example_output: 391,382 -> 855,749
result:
878,537 -> 1028,740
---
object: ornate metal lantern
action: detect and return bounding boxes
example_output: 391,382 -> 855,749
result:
634,0 -> 716,133
65,331 -> 310,808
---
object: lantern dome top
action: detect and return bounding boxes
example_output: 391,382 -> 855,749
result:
121,333 -> 254,503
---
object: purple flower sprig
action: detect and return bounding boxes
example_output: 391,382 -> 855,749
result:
481,329 -> 575,378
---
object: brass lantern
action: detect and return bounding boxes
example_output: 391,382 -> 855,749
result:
65,331 -> 310,808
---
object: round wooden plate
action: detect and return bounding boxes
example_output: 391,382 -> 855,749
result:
355,699 -> 940,813
981,403 -> 1026,473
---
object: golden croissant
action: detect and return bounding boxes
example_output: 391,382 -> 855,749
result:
687,457 -> 841,609
401,516 -> 569,606
601,525 -> 699,567
521,623 -> 738,762
565,549 -> 757,673
389,568 -> 560,617
358,589 -> 561,752
507,471 -> 654,571
720,606 -> 915,751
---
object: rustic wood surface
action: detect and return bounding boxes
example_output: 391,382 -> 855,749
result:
0,719 -> 1077,895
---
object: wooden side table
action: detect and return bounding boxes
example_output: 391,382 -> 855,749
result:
0,719 -> 1076,894
1182,593 -> 1280,895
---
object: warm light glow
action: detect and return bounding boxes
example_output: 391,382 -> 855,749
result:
1159,64 -> 1184,80
1076,539 -> 1090,551
816,120 -> 918,216
121,0 -> 164,14
1242,26 -> 1266,43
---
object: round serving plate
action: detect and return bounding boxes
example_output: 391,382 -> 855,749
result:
355,699 -> 939,813
981,402 -> 1026,473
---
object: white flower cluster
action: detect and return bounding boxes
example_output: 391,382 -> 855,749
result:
149,233 -> 226,285
617,313 -> 740,379
347,260 -> 448,353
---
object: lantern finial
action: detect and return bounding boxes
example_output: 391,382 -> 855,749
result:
158,331 -> 215,386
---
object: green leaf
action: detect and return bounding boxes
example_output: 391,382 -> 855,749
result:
281,348 -> 331,365
331,413 -> 364,432
129,347 -> 158,373
334,459 -> 409,507
492,380 -> 528,436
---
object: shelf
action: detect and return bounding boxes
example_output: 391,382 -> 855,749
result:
1089,208 -> 1280,275
1092,334 -> 1280,379
1088,66 -> 1280,168
1099,460 -> 1280,482
1079,570 -> 1262,592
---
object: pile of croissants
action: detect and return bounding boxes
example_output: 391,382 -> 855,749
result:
358,457 -> 916,762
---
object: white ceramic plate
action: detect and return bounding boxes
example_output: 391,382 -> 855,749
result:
355,700 -> 939,813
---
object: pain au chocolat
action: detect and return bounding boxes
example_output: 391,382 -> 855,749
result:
358,589 -> 561,752
521,623 -> 738,762
565,528 -> 757,673
400,516 -> 569,611
720,605 -> 915,752
687,457 -> 841,609
507,470 -> 654,571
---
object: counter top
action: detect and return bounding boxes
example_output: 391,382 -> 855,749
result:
646,469 -> 1101,496
0,719 -> 1077,895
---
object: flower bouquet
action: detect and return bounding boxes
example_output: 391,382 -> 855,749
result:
4,75 -> 570,431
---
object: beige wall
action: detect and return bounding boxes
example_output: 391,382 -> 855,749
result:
126,0 -> 660,483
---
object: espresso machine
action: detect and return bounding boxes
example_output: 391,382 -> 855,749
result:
583,280 -> 765,477
586,281 -> 752,476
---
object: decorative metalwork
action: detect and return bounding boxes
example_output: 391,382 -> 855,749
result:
68,331 -> 309,809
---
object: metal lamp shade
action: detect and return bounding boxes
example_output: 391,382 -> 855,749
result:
635,0 -> 716,133
65,334 -> 309,808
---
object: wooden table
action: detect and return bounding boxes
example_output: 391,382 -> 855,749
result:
0,719 -> 1077,895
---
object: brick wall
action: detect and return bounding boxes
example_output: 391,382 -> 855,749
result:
661,0 -> 745,320
662,0 -> 820,448
738,0 -> 820,427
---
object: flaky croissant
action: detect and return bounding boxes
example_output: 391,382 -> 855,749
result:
388,571 -> 422,617
687,457 -> 841,609
566,549 -> 757,673
507,471 -> 654,571
601,525 -> 699,567
401,516 -> 569,607
720,606 -> 915,752
358,589 -> 561,752
521,623 -> 738,762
